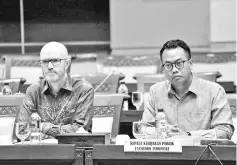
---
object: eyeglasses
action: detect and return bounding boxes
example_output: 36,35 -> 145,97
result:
162,59 -> 190,71
39,59 -> 67,66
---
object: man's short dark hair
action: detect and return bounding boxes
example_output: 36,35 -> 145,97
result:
160,39 -> 191,62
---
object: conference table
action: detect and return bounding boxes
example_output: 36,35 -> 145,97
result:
93,144 -> 236,165
0,144 -> 75,165
0,139 -> 235,165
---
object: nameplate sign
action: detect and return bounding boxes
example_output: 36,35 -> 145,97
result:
124,139 -> 182,153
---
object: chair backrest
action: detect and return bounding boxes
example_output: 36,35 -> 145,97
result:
92,94 -> 124,143
135,74 -> 166,93
1,55 -> 40,79
193,71 -> 222,82
135,71 -> 222,93
0,78 -> 26,94
72,73 -> 123,94
0,95 -> 25,143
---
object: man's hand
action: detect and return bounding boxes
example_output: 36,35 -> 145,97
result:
60,124 -> 79,133
41,122 -> 54,134
42,122 -> 80,136
42,122 -> 61,137
167,124 -> 189,137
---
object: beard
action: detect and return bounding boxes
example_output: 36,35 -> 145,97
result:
45,71 -> 62,83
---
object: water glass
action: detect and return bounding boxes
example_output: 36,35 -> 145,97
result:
132,91 -> 143,110
15,122 -> 30,144
132,121 -> 147,139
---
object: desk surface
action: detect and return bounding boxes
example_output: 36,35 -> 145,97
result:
0,144 -> 75,165
93,144 -> 236,165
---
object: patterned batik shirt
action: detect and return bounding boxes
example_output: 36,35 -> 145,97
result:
142,75 -> 234,139
17,75 -> 94,134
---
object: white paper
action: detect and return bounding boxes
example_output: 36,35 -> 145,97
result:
76,127 -> 89,133
92,117 -> 113,133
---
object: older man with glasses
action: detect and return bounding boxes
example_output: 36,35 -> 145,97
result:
142,39 -> 234,140
17,41 -> 94,138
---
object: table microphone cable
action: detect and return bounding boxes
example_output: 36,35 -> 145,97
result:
194,143 -> 223,165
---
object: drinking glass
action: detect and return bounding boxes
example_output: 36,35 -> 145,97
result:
132,121 -> 147,139
132,91 -> 143,110
15,122 -> 30,144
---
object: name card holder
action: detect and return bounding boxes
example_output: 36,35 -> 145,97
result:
124,139 -> 182,153
200,139 -> 235,145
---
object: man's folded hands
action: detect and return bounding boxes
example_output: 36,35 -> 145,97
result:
41,122 -> 80,137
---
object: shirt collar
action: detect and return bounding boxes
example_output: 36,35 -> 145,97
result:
188,75 -> 199,95
166,81 -> 176,96
42,75 -> 73,94
166,73 -> 199,96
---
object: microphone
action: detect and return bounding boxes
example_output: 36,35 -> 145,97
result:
94,71 -> 115,92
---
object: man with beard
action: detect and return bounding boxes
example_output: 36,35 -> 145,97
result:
17,42 -> 94,138
142,39 -> 234,139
